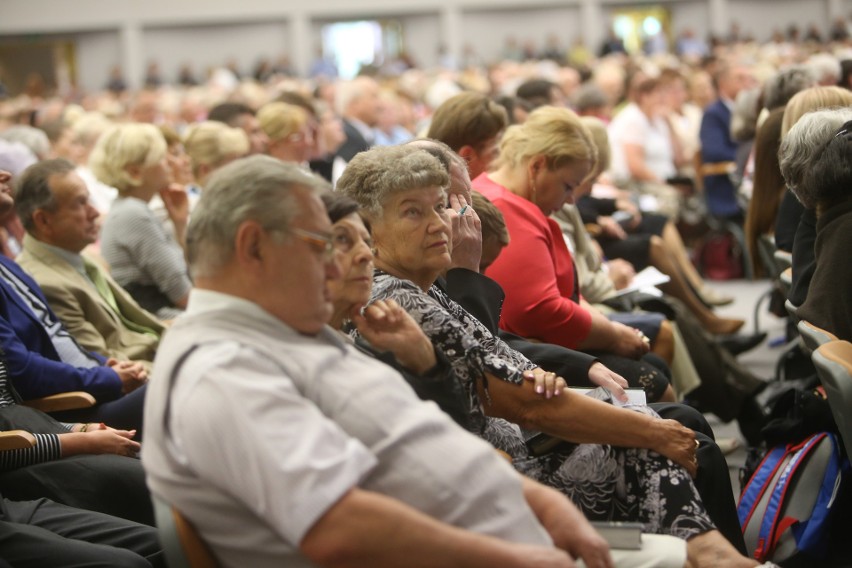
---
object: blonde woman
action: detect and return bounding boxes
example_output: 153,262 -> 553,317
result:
90,123 -> 190,319
257,101 -> 314,164
182,120 -> 249,188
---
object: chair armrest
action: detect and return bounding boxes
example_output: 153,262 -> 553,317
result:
0,430 -> 37,451
23,392 -> 97,413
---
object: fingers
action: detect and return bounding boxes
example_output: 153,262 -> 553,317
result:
523,369 -> 563,399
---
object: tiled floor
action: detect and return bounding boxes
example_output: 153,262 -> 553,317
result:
696,277 -> 790,494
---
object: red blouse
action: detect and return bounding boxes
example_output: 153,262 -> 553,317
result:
473,174 -> 593,348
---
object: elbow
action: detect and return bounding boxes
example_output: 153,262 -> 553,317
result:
301,533 -> 362,567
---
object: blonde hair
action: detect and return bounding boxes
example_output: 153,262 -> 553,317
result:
781,86 -> 852,136
257,102 -> 309,142
578,115 -> 611,178
497,106 -> 597,171
88,123 -> 167,193
182,121 -> 250,180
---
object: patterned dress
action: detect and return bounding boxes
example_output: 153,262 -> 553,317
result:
366,270 -> 715,540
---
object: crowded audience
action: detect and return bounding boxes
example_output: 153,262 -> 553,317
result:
0,13 -> 851,566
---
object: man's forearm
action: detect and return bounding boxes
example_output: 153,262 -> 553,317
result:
300,488 -> 569,568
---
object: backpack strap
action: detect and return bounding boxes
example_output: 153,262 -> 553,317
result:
785,433 -> 846,555
738,444 -> 790,531
755,433 -> 826,561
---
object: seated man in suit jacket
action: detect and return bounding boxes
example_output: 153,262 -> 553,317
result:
334,76 -> 381,166
699,63 -> 754,220
15,159 -> 164,367
0,166 -> 146,434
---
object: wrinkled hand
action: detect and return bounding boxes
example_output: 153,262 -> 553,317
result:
447,193 -> 482,272
523,368 -> 566,399
587,362 -> 629,403
651,418 -> 699,477
561,513 -> 613,568
598,216 -> 627,240
107,359 -> 148,394
159,184 -> 190,227
351,300 -> 436,375
84,428 -> 141,457
609,322 -> 650,360
606,259 -> 635,290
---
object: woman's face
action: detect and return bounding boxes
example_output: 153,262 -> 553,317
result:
167,143 -> 194,185
327,212 -> 374,314
370,185 -> 452,288
138,154 -> 172,195
530,158 -> 592,215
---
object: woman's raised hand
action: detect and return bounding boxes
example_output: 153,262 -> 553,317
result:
351,299 -> 437,375
447,193 -> 483,272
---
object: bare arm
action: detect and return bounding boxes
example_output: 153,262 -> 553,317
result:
624,143 -> 662,183
301,488 -> 575,568
477,375 -> 698,476
520,476 -> 613,568
574,301 -> 649,359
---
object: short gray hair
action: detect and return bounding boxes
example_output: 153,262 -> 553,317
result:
14,158 -> 76,234
186,155 -> 330,278
779,107 -> 852,208
762,65 -> 818,111
0,126 -> 50,159
800,118 -> 852,211
335,145 -> 449,219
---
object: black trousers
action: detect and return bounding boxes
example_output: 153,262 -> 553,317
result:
652,402 -> 747,554
0,497 -> 164,567
0,454 -> 154,526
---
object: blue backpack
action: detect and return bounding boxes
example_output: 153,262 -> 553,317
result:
737,432 -> 849,563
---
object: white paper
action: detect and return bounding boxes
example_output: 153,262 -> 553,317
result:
570,387 -> 647,407
612,266 -> 670,298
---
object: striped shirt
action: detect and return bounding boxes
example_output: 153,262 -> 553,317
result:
100,196 -> 191,307
0,362 -> 65,471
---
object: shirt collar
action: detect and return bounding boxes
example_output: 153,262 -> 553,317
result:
34,238 -> 86,275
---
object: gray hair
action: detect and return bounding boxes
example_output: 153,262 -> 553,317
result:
730,88 -> 761,142
779,107 -> 852,208
14,158 -> 76,234
404,138 -> 467,174
0,126 -> 51,160
763,65 -> 818,111
336,145 -> 449,219
186,155 -> 330,279
800,118 -> 852,211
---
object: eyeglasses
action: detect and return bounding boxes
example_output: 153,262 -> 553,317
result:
291,228 -> 336,261
834,120 -> 852,140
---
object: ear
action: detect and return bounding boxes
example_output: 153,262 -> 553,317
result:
530,155 -> 547,174
233,220 -> 267,269
31,208 -> 52,236
457,145 -> 476,163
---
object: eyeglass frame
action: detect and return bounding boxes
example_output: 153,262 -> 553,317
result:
290,227 -> 336,261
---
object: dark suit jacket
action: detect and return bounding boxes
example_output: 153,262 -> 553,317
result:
439,268 -> 596,380
699,100 -> 741,218
0,256 -> 121,402
335,119 -> 373,163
